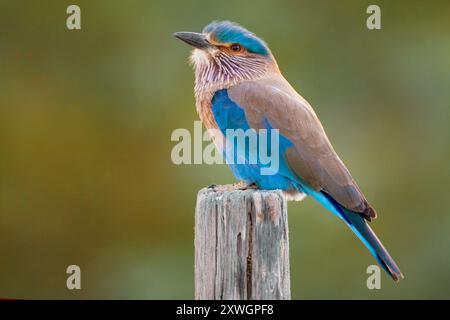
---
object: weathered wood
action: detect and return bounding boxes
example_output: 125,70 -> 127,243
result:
195,185 -> 290,300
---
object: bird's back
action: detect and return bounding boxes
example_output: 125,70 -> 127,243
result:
228,74 -> 377,220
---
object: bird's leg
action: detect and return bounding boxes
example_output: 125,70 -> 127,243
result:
234,181 -> 258,190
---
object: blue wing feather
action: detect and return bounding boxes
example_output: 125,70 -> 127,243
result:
212,89 -> 296,190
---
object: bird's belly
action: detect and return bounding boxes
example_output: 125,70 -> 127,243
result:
226,161 -> 294,190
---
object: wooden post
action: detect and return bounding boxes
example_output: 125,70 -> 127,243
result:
194,185 -> 291,300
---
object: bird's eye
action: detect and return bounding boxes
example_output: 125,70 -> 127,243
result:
230,44 -> 242,52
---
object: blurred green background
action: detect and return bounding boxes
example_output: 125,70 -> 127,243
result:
1,0 -> 449,299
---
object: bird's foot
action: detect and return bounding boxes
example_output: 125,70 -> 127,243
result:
234,181 -> 258,190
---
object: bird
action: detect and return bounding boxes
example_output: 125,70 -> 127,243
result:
174,21 -> 403,281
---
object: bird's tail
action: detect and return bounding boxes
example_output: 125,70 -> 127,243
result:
339,207 -> 404,282
309,189 -> 404,281
294,184 -> 404,281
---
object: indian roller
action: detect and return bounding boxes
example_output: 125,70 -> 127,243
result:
174,21 -> 403,281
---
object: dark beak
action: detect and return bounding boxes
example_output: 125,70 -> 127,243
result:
173,32 -> 212,49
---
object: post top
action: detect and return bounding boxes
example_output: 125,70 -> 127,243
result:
198,184 -> 286,198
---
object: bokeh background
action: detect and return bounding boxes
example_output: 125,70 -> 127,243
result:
1,0 -> 449,299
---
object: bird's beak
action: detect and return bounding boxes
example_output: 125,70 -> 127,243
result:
173,32 -> 212,50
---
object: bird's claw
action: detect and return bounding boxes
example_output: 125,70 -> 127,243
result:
235,182 -> 258,190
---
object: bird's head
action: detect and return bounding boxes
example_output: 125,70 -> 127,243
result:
174,21 -> 279,90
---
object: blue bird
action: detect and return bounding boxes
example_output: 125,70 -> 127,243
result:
175,21 -> 403,281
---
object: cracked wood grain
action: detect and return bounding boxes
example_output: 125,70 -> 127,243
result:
194,185 -> 291,300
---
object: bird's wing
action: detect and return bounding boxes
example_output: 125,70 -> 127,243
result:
228,74 -> 377,220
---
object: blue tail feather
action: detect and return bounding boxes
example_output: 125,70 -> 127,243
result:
302,185 -> 404,281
